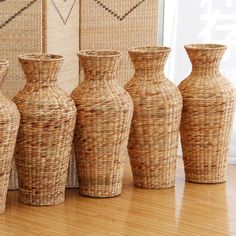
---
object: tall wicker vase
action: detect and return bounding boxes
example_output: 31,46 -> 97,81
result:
125,47 -> 183,189
0,60 -> 20,214
14,54 -> 76,206
71,51 -> 133,198
179,44 -> 236,183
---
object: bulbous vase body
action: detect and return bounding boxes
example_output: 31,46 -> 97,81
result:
71,51 -> 133,197
125,47 -> 183,189
0,60 -> 20,214
179,44 -> 236,183
14,54 -> 76,205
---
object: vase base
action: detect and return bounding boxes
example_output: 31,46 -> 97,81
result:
18,191 -> 65,206
79,192 -> 121,198
186,178 -> 226,184
133,182 -> 175,190
133,177 -> 175,189
79,183 -> 122,198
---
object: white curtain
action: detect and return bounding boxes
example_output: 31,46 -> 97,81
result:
163,0 -> 236,162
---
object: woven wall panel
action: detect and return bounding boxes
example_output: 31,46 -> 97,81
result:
0,0 -> 42,98
0,0 -> 79,189
44,0 -> 79,188
44,0 -> 79,93
80,0 -> 158,85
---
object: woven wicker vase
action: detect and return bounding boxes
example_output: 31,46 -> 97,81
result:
125,47 -> 183,189
71,51 -> 133,198
179,44 -> 236,183
0,60 -> 20,214
14,54 -> 76,206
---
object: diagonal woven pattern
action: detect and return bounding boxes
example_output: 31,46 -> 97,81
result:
93,0 -> 146,21
0,0 -> 37,30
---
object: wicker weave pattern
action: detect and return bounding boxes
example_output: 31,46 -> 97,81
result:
179,44 -> 236,183
71,51 -> 133,197
14,54 -> 76,205
0,0 -> 80,189
0,60 -> 20,214
125,47 -> 183,189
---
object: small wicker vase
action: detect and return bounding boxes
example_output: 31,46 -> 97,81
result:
179,44 -> 236,183
14,54 -> 76,206
71,51 -> 133,198
125,47 -> 183,189
0,60 -> 20,214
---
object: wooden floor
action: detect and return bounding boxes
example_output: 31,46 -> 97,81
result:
1,159 -> 236,236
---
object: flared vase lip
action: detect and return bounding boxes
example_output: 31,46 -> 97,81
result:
0,59 -> 9,66
78,50 -> 122,58
18,53 -> 64,62
185,43 -> 227,50
128,46 -> 171,54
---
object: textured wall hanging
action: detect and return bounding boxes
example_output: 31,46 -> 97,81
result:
79,0 -> 158,85
0,0 -> 79,189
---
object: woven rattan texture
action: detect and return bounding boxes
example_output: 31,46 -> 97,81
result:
71,51 -> 133,197
0,0 -> 79,189
0,0 -> 42,190
125,47 -> 183,189
80,0 -> 158,85
13,55 -> 76,205
179,44 -> 236,183
0,60 -> 20,213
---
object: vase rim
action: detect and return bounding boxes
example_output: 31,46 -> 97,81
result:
18,54 -> 63,62
0,59 -> 9,66
78,50 -> 121,58
128,46 -> 171,53
185,44 -> 226,50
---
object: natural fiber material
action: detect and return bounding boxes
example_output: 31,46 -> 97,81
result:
71,51 -> 133,197
80,0 -> 158,85
0,0 -> 79,189
14,54 -> 76,205
0,60 -> 20,214
179,44 -> 236,183
125,47 -> 183,189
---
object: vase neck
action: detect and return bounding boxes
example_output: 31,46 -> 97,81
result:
79,51 -> 121,81
129,47 -> 170,80
191,63 -> 220,77
185,44 -> 226,77
19,55 -> 63,87
0,60 -> 9,88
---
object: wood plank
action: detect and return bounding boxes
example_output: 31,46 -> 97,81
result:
0,160 -> 235,236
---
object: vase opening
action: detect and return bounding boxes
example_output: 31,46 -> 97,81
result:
18,54 -> 63,62
185,44 -> 226,75
78,50 -> 121,58
78,50 -> 121,80
128,46 -> 170,73
18,54 -> 63,85
129,46 -> 170,53
185,44 -> 226,50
